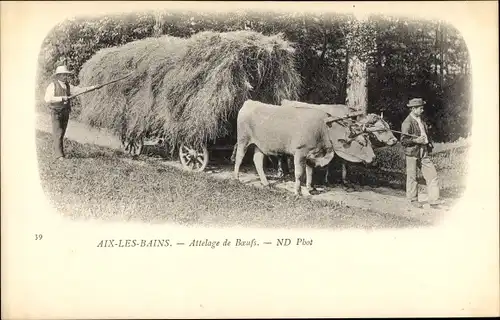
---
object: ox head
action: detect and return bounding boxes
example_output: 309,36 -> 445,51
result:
357,113 -> 398,146
323,117 -> 376,164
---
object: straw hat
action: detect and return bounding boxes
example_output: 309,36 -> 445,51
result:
406,98 -> 426,108
53,65 -> 74,76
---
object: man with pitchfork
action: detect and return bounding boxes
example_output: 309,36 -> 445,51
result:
44,65 -> 96,160
401,98 -> 444,209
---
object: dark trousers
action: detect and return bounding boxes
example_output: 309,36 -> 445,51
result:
51,108 -> 70,158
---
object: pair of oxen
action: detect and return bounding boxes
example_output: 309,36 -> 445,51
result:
231,99 -> 398,196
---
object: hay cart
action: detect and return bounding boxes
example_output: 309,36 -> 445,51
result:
78,30 -> 301,170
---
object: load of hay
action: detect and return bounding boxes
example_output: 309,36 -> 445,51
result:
78,30 -> 302,149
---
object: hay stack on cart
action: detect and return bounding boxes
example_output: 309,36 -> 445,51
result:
78,30 -> 302,171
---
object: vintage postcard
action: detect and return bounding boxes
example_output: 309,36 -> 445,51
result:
1,1 -> 498,318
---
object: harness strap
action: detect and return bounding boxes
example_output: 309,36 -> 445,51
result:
292,106 -> 363,122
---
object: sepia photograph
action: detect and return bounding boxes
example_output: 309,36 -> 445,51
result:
2,1 -> 498,319
34,6 -> 470,227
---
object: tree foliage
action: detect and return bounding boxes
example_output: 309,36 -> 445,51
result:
37,10 -> 472,142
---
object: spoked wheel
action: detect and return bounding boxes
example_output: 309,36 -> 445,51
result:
179,143 -> 209,172
122,139 -> 144,157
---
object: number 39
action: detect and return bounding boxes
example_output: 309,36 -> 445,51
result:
35,234 -> 43,240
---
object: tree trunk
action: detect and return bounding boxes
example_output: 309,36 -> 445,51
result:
153,12 -> 164,37
345,17 -> 369,114
346,54 -> 368,113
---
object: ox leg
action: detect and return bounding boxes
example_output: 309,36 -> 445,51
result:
230,143 -> 238,164
304,164 -> 314,196
276,157 -> 284,178
323,159 -> 337,187
282,155 -> 292,176
342,162 -> 348,184
293,155 -> 306,196
253,147 -> 270,187
276,155 -> 292,178
342,162 -> 356,191
233,142 -> 248,180
287,156 -> 294,175
277,156 -> 290,178
324,166 -> 330,186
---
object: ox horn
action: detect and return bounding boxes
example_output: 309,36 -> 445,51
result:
380,111 -> 384,119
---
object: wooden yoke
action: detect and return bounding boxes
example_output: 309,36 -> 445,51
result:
323,110 -> 364,125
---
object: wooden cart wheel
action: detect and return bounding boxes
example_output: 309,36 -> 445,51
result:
122,139 -> 143,157
179,143 -> 209,172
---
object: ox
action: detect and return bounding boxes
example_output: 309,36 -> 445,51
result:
232,100 -> 376,196
279,100 -> 398,189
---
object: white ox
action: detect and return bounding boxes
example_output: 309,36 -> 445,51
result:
280,100 -> 398,188
232,100 -> 376,196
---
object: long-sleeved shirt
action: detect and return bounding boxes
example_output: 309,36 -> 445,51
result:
44,80 -> 93,104
410,113 -> 428,144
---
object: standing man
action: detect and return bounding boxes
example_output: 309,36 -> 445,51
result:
44,65 -> 96,160
401,98 -> 443,209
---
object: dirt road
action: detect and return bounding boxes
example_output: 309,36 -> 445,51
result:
35,112 -> 453,224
